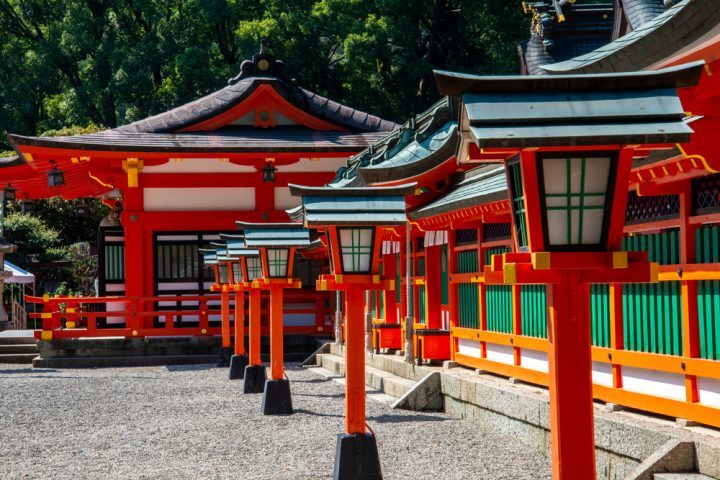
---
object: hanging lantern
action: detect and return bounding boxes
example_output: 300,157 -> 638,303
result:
262,160 -> 277,183
4,183 -> 16,202
47,160 -> 65,187
75,200 -> 88,216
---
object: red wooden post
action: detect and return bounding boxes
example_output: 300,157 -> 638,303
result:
679,184 -> 700,403
221,286 -> 231,349
547,271 -> 595,480
608,283 -> 624,389
425,245 -> 442,329
249,289 -> 262,366
199,298 -> 209,333
234,289 -> 245,356
344,288 -> 366,435
269,286 -> 284,381
511,284 -> 522,366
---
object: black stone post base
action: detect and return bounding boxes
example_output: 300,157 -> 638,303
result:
216,346 -> 233,368
243,365 -> 267,394
261,379 -> 293,415
333,433 -> 382,480
228,354 -> 249,380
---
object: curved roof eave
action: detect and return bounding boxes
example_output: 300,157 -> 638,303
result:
541,0 -> 720,74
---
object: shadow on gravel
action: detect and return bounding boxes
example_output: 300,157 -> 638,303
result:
0,368 -> 58,375
165,364 -> 215,372
294,408 -> 344,418
294,392 -> 344,399
292,377 -> 330,384
369,413 -> 451,424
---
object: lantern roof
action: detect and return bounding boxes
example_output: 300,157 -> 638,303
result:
288,183 -> 414,226
409,165 -> 507,220
218,236 -> 261,258
542,0 -> 720,74
199,249 -> 218,266
328,98 -> 459,187
236,221 -> 312,248
435,61 -> 703,149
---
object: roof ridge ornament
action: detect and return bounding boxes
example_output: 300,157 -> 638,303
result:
228,39 -> 296,86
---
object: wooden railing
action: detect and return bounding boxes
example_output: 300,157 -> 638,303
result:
10,300 -> 27,330
447,263 -> 720,429
28,289 -> 332,341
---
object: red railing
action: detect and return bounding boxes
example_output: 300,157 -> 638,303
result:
28,290 -> 332,340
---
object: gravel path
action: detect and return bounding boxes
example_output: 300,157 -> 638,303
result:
0,363 -> 550,479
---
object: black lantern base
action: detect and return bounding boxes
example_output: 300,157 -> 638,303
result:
216,346 -> 233,368
243,365 -> 267,394
261,379 -> 293,415
333,433 -> 382,480
228,354 -> 249,380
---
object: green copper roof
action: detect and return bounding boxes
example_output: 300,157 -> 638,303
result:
441,62 -> 703,148
410,165 -> 508,219
542,0 -> 720,74
237,222 -> 312,248
289,184 -> 413,226
329,98 -> 458,186
200,249 -> 218,266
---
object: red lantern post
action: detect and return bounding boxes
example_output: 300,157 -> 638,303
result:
291,183 -> 414,480
434,62 -> 703,480
237,223 -> 309,414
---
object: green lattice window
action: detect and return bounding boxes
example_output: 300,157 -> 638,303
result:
697,225 -> 720,360
339,228 -> 374,273
157,243 -> 200,281
486,285 -> 513,333
267,248 -> 289,277
458,283 -> 479,329
540,155 -> 612,247
246,257 -> 262,280
417,257 -> 425,276
507,158 -> 528,248
104,244 -> 125,281
395,252 -> 402,303
484,247 -> 510,267
457,250 -> 478,274
520,285 -> 547,339
218,264 -> 230,284
591,284 -> 611,348
231,262 -> 243,283
441,245 -> 449,305
417,285 -> 427,324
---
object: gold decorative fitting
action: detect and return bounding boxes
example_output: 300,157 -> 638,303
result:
41,331 -> 52,340
122,158 -> 144,188
503,263 -> 517,285
258,59 -> 270,71
531,252 -> 550,270
612,252 -> 629,269
132,330 -> 138,336
201,329 -> 207,335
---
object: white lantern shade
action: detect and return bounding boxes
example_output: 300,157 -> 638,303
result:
338,227 -> 375,273
541,156 -> 612,247
246,257 -> 262,281
267,248 -> 289,278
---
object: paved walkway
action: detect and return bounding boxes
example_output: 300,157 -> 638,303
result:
0,363 -> 551,479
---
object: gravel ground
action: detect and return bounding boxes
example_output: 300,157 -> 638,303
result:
0,363 -> 550,480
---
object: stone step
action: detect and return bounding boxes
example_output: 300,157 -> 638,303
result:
654,474 -> 715,479
0,336 -> 36,345
316,353 -> 416,399
0,344 -> 38,354
0,353 -> 38,364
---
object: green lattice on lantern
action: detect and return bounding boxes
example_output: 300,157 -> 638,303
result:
508,159 -> 528,249
339,228 -> 374,273
540,155 -> 612,247
267,248 -> 289,277
246,257 -> 262,281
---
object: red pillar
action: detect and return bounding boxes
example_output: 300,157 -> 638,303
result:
609,283 -> 624,388
234,289 -> 245,356
345,288 -> 366,434
249,289 -> 262,366
679,184 -> 700,403
547,271 -> 595,480
269,286 -> 284,380
221,286 -> 231,348
121,179 -> 145,324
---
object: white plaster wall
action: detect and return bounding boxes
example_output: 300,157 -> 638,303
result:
104,283 -> 126,325
274,187 -> 301,210
520,349 -> 549,373
486,343 -> 514,365
144,187 -> 255,211
698,376 -> 720,408
622,366 -> 686,401
278,157 -> 348,173
592,361 -> 613,387
458,338 -> 481,358
144,158 -> 255,173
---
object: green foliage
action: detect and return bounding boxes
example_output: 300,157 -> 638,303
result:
7,197 -> 109,245
53,242 -> 98,296
3,212 -> 62,266
0,0 -> 529,148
